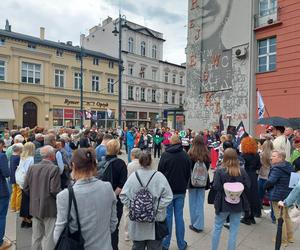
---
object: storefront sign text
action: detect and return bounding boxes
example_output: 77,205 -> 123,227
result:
64,99 -> 109,108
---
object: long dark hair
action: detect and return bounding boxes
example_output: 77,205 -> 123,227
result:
188,135 -> 210,162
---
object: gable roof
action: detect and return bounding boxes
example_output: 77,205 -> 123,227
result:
0,29 -> 118,62
122,23 -> 165,42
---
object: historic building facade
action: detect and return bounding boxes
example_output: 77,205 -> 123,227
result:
82,17 -> 186,129
0,22 -> 119,130
186,0 -> 300,134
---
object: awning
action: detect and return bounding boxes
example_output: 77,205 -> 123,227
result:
0,99 -> 15,120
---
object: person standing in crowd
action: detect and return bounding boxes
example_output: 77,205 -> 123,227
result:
211,148 -> 250,250
272,126 -> 291,161
120,152 -> 173,250
127,128 -> 135,163
95,133 -> 113,162
6,134 -> 24,160
124,148 -> 142,241
0,147 -> 12,249
32,133 -> 44,150
264,150 -> 294,247
117,126 -> 124,151
285,127 -> 295,152
79,129 -> 91,148
123,127 -> 128,154
3,133 -> 12,150
59,133 -> 72,159
23,145 -> 61,250
102,139 -> 127,250
153,129 -> 164,159
240,136 -> 262,225
158,135 -> 191,250
138,129 -> 150,151
9,143 -> 23,212
181,130 -> 191,152
54,148 -> 118,250
188,135 -> 210,233
290,137 -> 300,165
162,128 -> 172,152
0,140 -> 5,153
19,142 -> 36,228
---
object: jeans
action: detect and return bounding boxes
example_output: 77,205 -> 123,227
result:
211,212 -> 242,250
189,188 -> 205,230
0,196 -> 9,246
127,145 -> 133,162
257,178 -> 267,206
163,194 -> 187,250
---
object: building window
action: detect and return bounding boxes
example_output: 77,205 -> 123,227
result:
128,86 -> 134,100
152,45 -> 157,59
140,67 -> 145,79
21,62 -> 41,84
128,64 -> 134,76
109,61 -> 114,68
128,37 -> 134,53
0,38 -> 5,46
164,91 -> 168,104
0,60 -> 5,81
179,93 -> 183,105
54,69 -> 64,88
259,0 -> 277,17
93,58 -> 99,65
258,37 -> 276,72
172,74 -> 176,84
141,41 -> 146,56
92,75 -> 99,92
126,111 -> 137,119
180,75 -> 183,84
164,72 -> 169,83
28,43 -> 36,49
172,92 -> 176,104
141,88 -> 145,101
107,78 -> 114,94
53,108 -> 81,128
152,69 -> 157,81
56,49 -> 63,57
74,72 -> 81,90
152,89 -> 156,103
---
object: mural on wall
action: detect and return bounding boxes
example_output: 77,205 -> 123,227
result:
186,0 -> 250,131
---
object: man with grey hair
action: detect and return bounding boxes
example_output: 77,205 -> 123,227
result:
23,145 -> 61,250
264,149 -> 294,246
34,134 -> 64,174
5,134 -> 24,160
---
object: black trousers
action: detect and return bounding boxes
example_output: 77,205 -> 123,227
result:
154,144 -> 161,158
111,198 -> 123,250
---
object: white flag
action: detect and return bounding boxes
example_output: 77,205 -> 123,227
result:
107,108 -> 112,118
257,91 -> 265,119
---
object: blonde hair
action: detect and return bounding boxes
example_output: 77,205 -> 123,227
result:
222,148 -> 241,177
170,135 -> 181,145
106,139 -> 120,155
21,142 -> 36,160
261,140 -> 273,168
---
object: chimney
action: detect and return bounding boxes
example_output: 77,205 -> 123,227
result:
40,27 -> 45,40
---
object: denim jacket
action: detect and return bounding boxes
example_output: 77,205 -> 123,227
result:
284,180 -> 300,207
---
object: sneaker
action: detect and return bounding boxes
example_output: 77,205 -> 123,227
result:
0,239 -> 12,250
240,218 -> 251,225
189,225 -> 203,233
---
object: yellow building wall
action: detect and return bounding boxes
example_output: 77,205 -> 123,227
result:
0,36 -> 119,129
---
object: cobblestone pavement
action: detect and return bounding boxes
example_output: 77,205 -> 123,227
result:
5,150 -> 300,250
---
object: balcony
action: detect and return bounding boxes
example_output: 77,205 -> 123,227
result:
254,7 -> 280,29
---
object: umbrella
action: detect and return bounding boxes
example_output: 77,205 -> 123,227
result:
257,117 -> 291,127
288,118 -> 300,129
275,207 -> 284,250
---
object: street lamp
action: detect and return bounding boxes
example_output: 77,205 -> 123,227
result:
80,46 -> 85,128
112,13 -> 126,128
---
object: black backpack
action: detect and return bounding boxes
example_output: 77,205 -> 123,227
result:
97,157 -> 118,181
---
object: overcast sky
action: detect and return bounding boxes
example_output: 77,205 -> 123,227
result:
1,0 -> 188,64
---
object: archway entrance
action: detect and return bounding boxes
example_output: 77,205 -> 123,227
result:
23,102 -> 37,128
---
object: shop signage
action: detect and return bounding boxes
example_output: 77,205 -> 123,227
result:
64,99 -> 109,108
64,109 -> 74,119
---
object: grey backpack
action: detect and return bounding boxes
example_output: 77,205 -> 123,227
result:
191,161 -> 208,188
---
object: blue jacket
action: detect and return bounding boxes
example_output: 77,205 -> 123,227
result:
284,179 -> 300,207
0,152 -> 10,198
127,131 -> 134,147
265,161 -> 294,201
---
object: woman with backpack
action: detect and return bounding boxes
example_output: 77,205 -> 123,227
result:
211,148 -> 250,250
188,135 -> 210,233
120,152 -> 173,250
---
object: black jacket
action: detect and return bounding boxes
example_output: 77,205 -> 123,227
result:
213,168 -> 250,214
158,144 -> 191,194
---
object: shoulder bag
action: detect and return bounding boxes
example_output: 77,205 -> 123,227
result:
155,197 -> 169,240
54,186 -> 85,250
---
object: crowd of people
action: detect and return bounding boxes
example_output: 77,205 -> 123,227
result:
0,124 -> 300,250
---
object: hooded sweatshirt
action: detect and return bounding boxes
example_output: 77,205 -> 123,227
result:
265,161 -> 294,201
158,144 -> 191,194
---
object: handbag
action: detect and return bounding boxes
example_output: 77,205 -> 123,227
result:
154,197 -> 169,240
207,182 -> 217,205
54,186 -> 85,250
288,204 -> 300,224
15,165 -> 26,189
